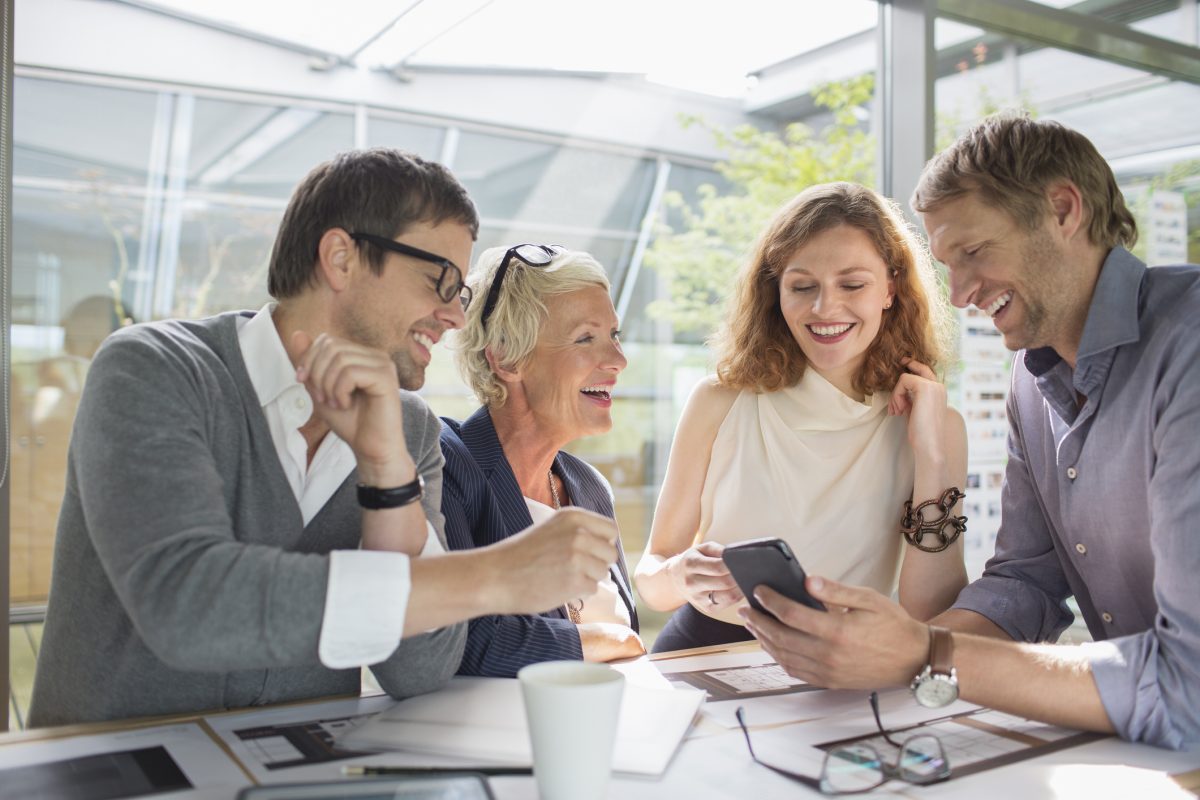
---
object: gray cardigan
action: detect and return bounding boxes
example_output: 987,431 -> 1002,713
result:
29,312 -> 465,727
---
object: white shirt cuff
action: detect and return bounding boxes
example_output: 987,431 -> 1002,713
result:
319,550 -> 411,669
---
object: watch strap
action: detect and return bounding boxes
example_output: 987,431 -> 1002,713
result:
357,474 -> 424,509
928,625 -> 954,677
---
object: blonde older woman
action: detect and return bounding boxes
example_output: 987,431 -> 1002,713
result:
441,244 -> 643,677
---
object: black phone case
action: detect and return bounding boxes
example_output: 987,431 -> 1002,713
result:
722,537 -> 827,614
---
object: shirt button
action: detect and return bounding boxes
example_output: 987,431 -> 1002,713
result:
1101,612 -> 1113,624
1067,467 -> 1078,480
295,396 -> 306,410
1075,543 -> 1087,554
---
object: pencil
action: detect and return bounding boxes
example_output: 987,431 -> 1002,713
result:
341,764 -> 533,777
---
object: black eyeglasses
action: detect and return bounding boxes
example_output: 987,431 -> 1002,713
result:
349,232 -> 472,309
735,692 -> 951,794
479,243 -> 564,328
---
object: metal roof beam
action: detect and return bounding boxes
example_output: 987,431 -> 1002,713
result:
938,0 -> 1200,84
105,0 -> 351,69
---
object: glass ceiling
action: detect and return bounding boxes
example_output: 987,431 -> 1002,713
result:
127,0 -> 879,97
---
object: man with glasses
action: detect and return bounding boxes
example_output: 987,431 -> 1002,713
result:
740,115 -> 1200,750
30,149 -> 619,726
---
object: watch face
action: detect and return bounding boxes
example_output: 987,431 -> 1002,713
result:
915,675 -> 958,708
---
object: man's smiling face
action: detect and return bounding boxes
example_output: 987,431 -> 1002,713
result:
923,190 -> 1073,354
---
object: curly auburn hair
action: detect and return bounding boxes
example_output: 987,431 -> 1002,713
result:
713,182 -> 952,397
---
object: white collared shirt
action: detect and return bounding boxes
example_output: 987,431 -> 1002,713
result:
237,303 -> 435,669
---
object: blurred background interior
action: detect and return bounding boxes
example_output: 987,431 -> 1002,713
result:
6,0 -> 1199,730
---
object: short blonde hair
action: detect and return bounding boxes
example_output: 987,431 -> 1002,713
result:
714,182 -> 953,396
454,246 -> 612,407
912,112 -> 1137,250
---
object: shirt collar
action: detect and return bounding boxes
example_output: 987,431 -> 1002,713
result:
237,302 -> 302,408
1023,247 -> 1144,378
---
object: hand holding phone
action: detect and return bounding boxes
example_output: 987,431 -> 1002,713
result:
722,537 -> 827,615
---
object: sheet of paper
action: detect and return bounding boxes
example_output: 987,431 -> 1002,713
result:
204,694 -> 400,783
0,722 -> 248,800
652,646 -> 856,728
611,656 -> 673,691
649,646 -> 773,675
661,661 -> 817,702
340,676 -> 704,776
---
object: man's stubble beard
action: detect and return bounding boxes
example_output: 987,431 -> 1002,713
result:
1009,227 -> 1066,353
338,304 -> 426,391
392,350 -> 425,391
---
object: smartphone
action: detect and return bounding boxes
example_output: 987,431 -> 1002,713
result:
722,537 -> 826,614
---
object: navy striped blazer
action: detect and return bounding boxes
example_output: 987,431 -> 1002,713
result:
440,407 -> 639,677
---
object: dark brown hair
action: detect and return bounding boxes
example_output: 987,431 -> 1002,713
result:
267,148 -> 479,298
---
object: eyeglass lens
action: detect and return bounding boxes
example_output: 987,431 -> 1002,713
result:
510,243 -> 559,265
443,275 -> 472,309
822,733 -> 949,793
822,744 -> 887,793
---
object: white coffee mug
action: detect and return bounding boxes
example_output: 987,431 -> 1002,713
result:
518,660 -> 625,800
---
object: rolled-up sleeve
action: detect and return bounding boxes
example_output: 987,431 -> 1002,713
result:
1089,344 -> 1200,748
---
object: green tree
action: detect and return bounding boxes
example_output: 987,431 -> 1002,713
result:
645,75 -> 876,334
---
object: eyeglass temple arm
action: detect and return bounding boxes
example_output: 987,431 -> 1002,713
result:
735,707 -> 823,791
870,691 -> 906,749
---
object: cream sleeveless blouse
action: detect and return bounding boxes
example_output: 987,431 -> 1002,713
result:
699,368 -> 915,625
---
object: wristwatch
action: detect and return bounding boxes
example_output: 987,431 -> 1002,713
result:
910,625 -> 958,708
357,474 -> 424,509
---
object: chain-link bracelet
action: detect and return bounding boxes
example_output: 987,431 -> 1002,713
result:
901,487 -> 967,553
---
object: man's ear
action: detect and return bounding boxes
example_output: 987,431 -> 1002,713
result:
485,345 -> 521,383
315,228 -> 356,292
1046,181 -> 1086,241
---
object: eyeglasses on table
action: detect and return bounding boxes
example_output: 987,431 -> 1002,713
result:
735,691 -> 951,794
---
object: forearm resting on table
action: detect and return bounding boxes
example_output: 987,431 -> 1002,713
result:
952,631 -> 1116,734
579,622 -> 645,662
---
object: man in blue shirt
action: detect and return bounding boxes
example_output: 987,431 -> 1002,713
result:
742,114 -> 1200,748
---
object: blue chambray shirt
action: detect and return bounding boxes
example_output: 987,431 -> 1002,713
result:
952,247 -> 1200,748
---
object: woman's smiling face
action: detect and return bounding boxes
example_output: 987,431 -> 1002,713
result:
514,286 -> 627,442
778,224 -> 894,399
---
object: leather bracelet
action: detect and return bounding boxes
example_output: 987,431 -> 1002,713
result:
901,487 -> 966,553
357,474 -> 424,509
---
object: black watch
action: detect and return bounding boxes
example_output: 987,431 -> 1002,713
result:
357,474 -> 424,509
